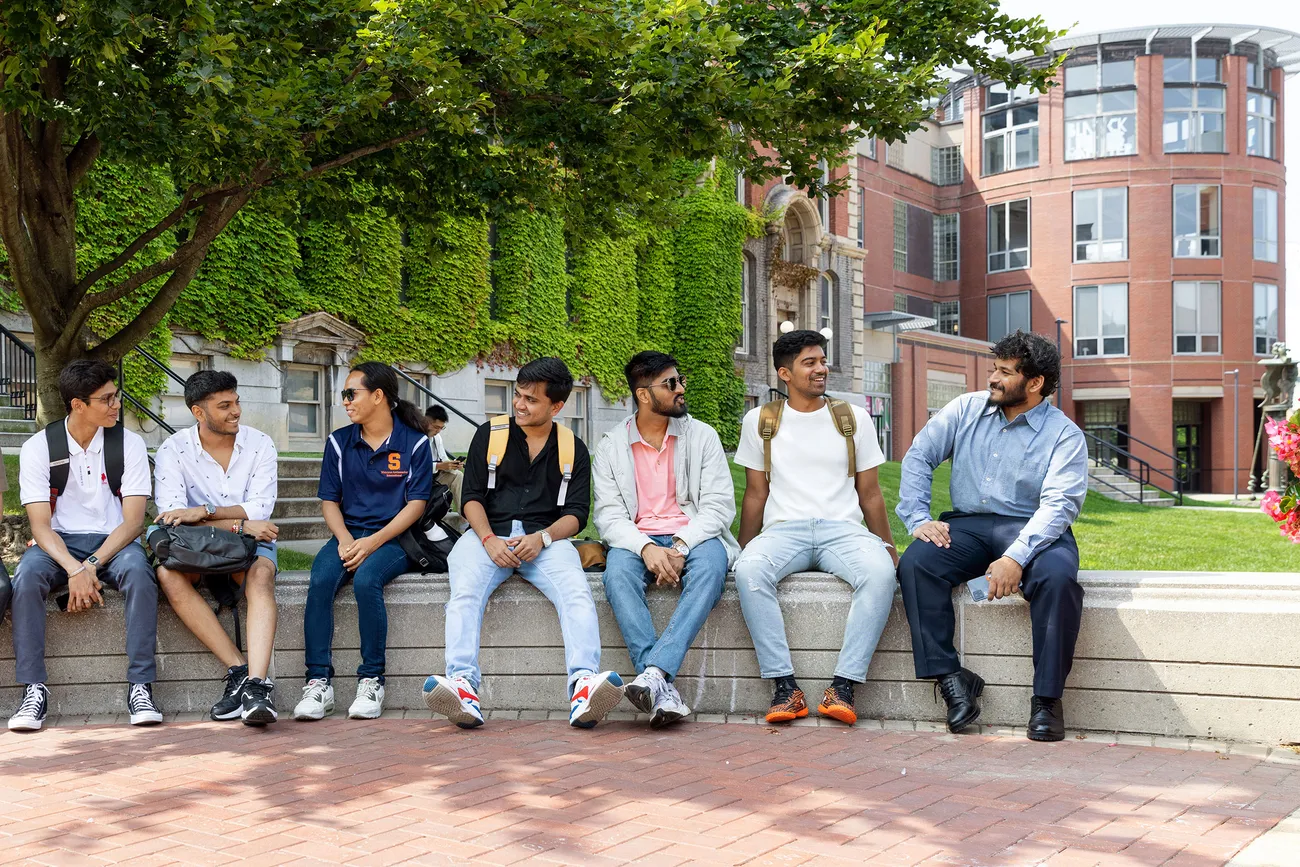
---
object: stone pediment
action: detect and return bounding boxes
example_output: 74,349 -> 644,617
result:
279,312 -> 366,347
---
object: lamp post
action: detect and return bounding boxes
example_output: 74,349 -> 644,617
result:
1224,368 -> 1239,502
1054,318 -> 1067,406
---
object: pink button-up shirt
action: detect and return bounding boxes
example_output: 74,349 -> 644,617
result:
631,429 -> 689,536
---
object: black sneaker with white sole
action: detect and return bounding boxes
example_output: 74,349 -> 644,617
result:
7,683 -> 50,732
240,678 -> 278,727
211,664 -> 249,721
127,683 -> 163,726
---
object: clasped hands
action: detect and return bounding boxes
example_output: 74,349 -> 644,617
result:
642,542 -> 685,587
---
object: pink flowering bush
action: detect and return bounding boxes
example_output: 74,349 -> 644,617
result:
1262,410 -> 1300,543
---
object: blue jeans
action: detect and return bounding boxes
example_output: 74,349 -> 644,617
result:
445,520 -> 600,692
602,536 -> 727,679
304,530 -> 411,682
734,519 -> 896,681
11,534 -> 157,685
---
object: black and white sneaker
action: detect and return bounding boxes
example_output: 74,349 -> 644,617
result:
240,678 -> 278,727
7,683 -> 50,732
127,683 -> 163,726
211,664 -> 249,721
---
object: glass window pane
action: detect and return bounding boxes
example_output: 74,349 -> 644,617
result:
484,383 -> 510,415
1164,57 -> 1191,82
1201,335 -> 1219,353
987,83 -> 1009,106
1065,118 -> 1095,161
1175,335 -> 1197,353
1076,286 -> 1099,337
1066,65 -> 1098,92
1198,111 -> 1225,152
1012,104 -> 1038,125
1102,114 -> 1136,156
1100,90 -> 1135,112
287,404 -> 318,434
285,369 -> 319,402
989,205 -> 1007,254
1199,283 -> 1219,334
1174,283 -> 1197,334
984,134 -> 1004,174
1102,188 -> 1126,242
1014,127 -> 1037,167
1065,95 -> 1096,118
1102,337 -> 1126,355
1101,60 -> 1134,87
1008,292 -> 1030,333
1075,191 -> 1098,243
1163,112 -> 1191,151
1197,87 -> 1224,109
988,295 -> 1007,341
1164,87 -> 1194,109
1009,200 -> 1029,249
1077,338 -> 1099,357
984,110 -> 1007,132
1199,186 -> 1219,235
1101,284 -> 1127,336
1195,57 -> 1219,82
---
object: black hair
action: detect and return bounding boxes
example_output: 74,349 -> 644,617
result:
624,350 -> 678,394
58,359 -> 118,413
992,330 -> 1060,398
516,357 -> 574,404
184,370 -> 239,408
772,329 -> 827,373
425,404 -> 449,423
351,361 -> 427,432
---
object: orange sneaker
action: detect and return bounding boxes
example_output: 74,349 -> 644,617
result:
765,686 -> 809,724
817,683 -> 857,726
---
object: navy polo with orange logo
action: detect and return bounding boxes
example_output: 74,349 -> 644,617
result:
318,417 -> 433,532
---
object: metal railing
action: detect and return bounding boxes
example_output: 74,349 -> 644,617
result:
0,323 -> 38,419
117,355 -> 178,436
1081,428 -> 1185,506
394,367 -> 480,427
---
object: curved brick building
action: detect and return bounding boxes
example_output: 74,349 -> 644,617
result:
740,24 -> 1297,495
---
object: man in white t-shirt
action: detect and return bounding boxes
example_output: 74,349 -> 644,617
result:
734,330 -> 899,726
7,360 -> 159,732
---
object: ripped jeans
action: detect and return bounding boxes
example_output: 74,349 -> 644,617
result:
734,519 -> 897,682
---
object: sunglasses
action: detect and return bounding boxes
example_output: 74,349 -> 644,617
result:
340,387 -> 373,403
646,375 -> 686,392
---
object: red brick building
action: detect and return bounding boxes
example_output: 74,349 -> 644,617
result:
740,25 -> 1296,494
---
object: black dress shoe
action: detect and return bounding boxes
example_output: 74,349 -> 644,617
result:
933,668 -> 984,733
1027,695 -> 1065,742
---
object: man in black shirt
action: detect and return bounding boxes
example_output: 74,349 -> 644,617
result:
424,358 -> 624,729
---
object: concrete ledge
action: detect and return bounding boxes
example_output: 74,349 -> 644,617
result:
2,570 -> 1298,745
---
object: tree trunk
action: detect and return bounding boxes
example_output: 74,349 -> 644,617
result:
34,340 -> 85,427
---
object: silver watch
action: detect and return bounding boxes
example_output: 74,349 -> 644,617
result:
204,503 -> 217,516
672,539 -> 690,557
540,530 -> 553,548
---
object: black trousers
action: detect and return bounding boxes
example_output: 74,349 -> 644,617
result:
897,513 -> 1082,698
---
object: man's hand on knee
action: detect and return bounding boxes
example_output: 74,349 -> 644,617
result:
985,556 -> 1023,600
911,521 -> 951,548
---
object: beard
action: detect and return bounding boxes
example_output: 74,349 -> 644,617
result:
653,392 -> 688,418
987,380 -> 1028,407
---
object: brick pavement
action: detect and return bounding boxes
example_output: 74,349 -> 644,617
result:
1,717 -> 1298,866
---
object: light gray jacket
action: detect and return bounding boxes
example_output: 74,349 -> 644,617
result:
592,414 -> 740,567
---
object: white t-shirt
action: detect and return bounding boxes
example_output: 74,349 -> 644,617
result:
734,401 -> 885,532
19,425 -> 152,535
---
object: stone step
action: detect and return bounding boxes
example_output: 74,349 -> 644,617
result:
278,456 -> 322,478
1091,487 -> 1176,507
0,431 -> 30,450
273,516 -> 332,541
0,406 -> 33,420
271,497 -> 323,520
0,419 -> 36,433
277,477 -> 320,498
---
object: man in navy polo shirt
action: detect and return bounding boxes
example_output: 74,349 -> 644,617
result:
293,362 -> 432,721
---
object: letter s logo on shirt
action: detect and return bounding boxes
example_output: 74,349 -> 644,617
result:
387,453 -> 402,472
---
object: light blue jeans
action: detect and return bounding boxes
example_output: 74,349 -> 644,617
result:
602,536 -> 728,679
734,519 -> 896,682
444,521 -> 601,691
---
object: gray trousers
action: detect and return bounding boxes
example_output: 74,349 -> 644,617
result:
11,533 -> 158,685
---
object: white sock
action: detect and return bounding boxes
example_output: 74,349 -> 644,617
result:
646,666 -> 669,680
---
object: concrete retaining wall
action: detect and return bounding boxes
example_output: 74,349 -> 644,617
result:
2,571 -> 1297,745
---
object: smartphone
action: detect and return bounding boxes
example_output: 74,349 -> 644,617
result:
967,575 -> 990,603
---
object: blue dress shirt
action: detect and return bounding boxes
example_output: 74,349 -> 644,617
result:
896,391 -> 1089,566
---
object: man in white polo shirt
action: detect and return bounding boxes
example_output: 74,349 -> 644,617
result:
153,370 -> 280,726
8,360 -> 158,731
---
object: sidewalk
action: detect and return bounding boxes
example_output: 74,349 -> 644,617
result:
1,717 -> 1298,866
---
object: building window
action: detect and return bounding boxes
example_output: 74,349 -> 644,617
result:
1073,188 -> 1127,262
484,379 -> 511,416
927,371 -> 968,417
1255,283 -> 1279,356
556,386 -> 587,437
1247,91 -> 1275,159
1073,284 -> 1128,357
988,291 -> 1030,343
932,301 -> 960,336
1163,56 -> 1225,154
285,364 -> 323,436
987,199 -> 1030,273
886,141 -> 906,171
737,253 -> 754,355
1173,281 -> 1220,355
1064,58 -> 1136,161
940,92 -> 965,123
866,137 -> 877,160
1173,185 -> 1220,258
397,371 -> 429,406
819,273 -> 835,362
736,172 -> 746,205
893,293 -> 908,313
982,82 -> 1038,175
165,355 -> 209,397
863,361 -> 891,394
893,200 -> 907,270
818,160 -> 831,234
931,145 -> 962,185
1254,188 -> 1279,262
933,213 -> 959,281
857,186 -> 866,249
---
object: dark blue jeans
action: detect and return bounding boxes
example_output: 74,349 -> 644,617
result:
303,530 -> 411,682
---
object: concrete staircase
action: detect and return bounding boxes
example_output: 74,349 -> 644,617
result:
0,403 -> 38,451
1087,461 -> 1176,507
272,456 -> 329,543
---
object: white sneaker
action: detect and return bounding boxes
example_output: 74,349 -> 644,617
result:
292,679 -> 335,721
7,683 -> 50,732
570,671 -> 624,728
423,675 -> 484,728
348,678 -> 385,719
651,680 -> 691,730
624,669 -> 663,715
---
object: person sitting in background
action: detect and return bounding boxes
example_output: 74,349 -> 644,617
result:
153,370 -> 281,726
425,404 -> 464,515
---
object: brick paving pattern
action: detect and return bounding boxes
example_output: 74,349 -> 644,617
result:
2,717 -> 1298,866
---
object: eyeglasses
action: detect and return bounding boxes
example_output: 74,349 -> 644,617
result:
83,392 -> 122,407
340,387 -> 373,403
646,375 -> 686,392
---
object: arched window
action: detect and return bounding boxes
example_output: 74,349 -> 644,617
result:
819,272 -> 836,364
737,253 -> 755,356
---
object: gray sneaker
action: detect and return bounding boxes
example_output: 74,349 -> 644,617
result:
650,680 -> 691,729
624,669 -> 663,715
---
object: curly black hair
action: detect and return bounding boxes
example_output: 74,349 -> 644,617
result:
991,330 -> 1060,397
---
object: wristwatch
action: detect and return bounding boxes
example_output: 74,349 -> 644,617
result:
86,554 -> 100,567
204,503 -> 217,516
672,539 -> 690,557
540,530 -> 553,548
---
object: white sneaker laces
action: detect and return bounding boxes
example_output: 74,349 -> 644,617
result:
16,685 -> 45,718
302,679 -> 330,701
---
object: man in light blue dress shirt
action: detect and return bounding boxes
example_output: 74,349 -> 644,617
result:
897,331 -> 1088,742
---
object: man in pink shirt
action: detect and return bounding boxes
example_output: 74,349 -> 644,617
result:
592,352 -> 738,727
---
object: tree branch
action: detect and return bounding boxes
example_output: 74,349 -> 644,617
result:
72,187 -> 197,296
65,133 -> 101,188
299,128 -> 430,180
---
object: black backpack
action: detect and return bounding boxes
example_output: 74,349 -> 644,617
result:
47,419 -> 125,509
396,478 -> 459,572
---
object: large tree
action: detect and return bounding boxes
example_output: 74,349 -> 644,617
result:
1,0 -> 1060,422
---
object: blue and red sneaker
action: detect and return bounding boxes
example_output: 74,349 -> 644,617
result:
569,671 -> 625,729
423,675 -> 484,729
